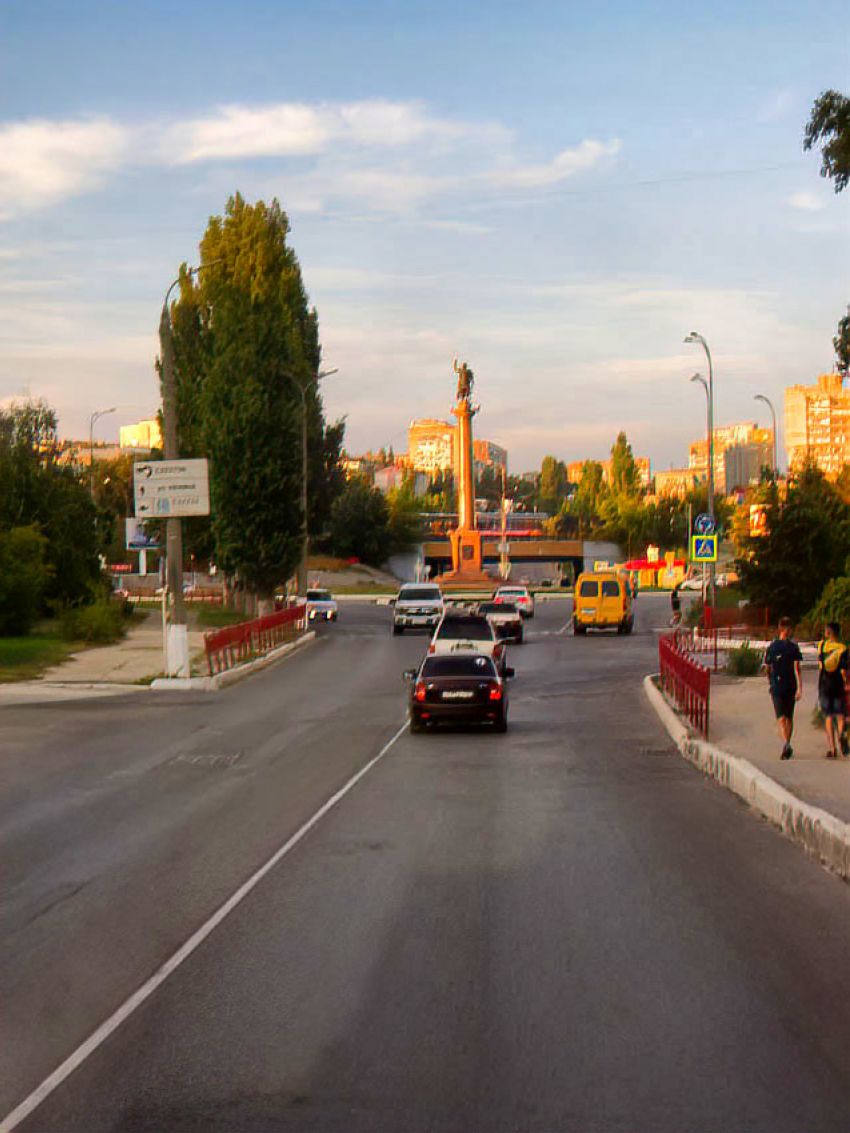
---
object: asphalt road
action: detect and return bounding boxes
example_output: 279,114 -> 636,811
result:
2,595 -> 850,1132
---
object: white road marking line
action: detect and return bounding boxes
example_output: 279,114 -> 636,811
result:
0,719 -> 410,1133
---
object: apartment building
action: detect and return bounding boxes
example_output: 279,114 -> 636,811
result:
785,372 -> 850,478
688,422 -> 773,495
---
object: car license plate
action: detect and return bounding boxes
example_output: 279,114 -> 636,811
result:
442,690 -> 473,700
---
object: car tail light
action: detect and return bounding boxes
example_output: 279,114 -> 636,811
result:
414,681 -> 427,702
493,642 -> 503,659
428,644 -> 435,654
489,683 -> 503,701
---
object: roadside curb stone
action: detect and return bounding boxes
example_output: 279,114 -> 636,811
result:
644,674 -> 850,880
151,631 -> 317,692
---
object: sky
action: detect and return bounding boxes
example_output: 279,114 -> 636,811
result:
0,0 -> 848,474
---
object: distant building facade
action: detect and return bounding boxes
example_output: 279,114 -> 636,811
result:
472,438 -> 508,476
374,466 -> 429,496
688,422 -> 773,495
724,442 -> 773,492
58,441 -> 121,468
407,419 -> 456,474
119,418 -> 162,451
654,467 -> 702,498
785,372 -> 850,478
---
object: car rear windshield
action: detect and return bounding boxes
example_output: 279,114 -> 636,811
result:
579,580 -> 599,597
479,602 -> 515,615
307,590 -> 331,600
398,588 -> 441,601
499,589 -> 525,596
601,581 -> 621,597
437,618 -> 493,640
421,655 -> 497,677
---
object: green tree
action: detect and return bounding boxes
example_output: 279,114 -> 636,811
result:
609,432 -> 641,497
538,455 -> 569,513
0,401 -> 100,607
0,525 -> 50,635
167,194 -> 344,597
804,89 -> 850,193
736,461 -> 850,618
834,306 -> 850,378
327,476 -> 393,565
386,480 -> 423,551
570,460 -> 607,536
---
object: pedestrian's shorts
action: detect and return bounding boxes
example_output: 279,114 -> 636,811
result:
819,691 -> 847,718
771,692 -> 796,719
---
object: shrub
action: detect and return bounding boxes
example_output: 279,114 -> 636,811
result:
803,575 -> 850,640
0,525 -> 51,635
726,643 -> 763,677
60,598 -> 127,644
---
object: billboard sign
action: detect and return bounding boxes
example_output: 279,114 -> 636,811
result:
125,517 -> 162,551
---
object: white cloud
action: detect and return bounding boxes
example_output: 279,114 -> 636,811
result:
788,191 -> 825,212
160,99 -> 504,164
487,139 -> 621,189
0,117 -> 129,216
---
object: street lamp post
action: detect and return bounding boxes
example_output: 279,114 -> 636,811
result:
89,407 -> 116,499
282,367 -> 338,596
685,332 -> 716,608
753,393 -> 778,476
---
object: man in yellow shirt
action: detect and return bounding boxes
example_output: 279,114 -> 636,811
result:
818,622 -> 850,759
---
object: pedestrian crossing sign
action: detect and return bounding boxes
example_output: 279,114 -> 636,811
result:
690,534 -> 718,562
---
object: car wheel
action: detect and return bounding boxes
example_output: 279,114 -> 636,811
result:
409,714 -> 424,734
494,711 -> 508,733
626,616 -> 635,635
393,624 -> 403,635
574,622 -> 586,635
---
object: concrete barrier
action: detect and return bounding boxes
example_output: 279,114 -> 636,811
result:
644,674 -> 850,880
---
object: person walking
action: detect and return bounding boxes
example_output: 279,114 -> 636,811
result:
817,622 -> 849,759
764,616 -> 803,759
670,584 -> 682,627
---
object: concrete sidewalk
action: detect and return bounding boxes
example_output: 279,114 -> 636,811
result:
710,674 -> 850,826
0,611 -> 207,704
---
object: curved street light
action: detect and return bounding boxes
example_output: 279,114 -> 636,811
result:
753,393 -> 778,476
89,407 -> 116,499
685,332 -> 716,607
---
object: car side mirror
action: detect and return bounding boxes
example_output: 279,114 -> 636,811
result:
505,666 -> 515,679
402,669 -> 416,683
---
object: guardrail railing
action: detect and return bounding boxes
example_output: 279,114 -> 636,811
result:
204,603 -> 307,676
659,632 -> 711,737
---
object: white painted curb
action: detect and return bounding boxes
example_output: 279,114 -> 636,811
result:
151,631 -> 316,692
644,674 -> 850,880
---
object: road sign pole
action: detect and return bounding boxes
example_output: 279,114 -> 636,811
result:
159,296 -> 185,629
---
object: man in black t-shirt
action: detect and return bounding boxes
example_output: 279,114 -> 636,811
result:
764,616 -> 803,759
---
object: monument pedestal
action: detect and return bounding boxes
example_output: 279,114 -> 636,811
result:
440,529 -> 495,589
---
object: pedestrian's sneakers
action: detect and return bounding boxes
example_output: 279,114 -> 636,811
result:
840,731 -> 849,757
781,743 -> 793,760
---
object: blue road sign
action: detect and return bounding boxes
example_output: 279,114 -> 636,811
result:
690,534 -> 718,562
694,513 -> 715,536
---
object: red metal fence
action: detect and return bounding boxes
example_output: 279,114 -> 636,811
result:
205,603 -> 307,676
658,632 -> 711,738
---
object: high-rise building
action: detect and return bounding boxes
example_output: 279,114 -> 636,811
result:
407,419 -> 456,474
654,467 -> 702,498
785,373 -> 850,478
472,438 -> 508,476
688,422 -> 773,495
724,442 -> 773,492
119,418 -> 163,451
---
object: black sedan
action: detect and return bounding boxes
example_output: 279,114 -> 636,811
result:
404,653 -> 512,734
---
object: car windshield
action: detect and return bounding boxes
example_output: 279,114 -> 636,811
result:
601,581 -> 620,597
307,590 -> 331,601
421,655 -> 496,677
479,602 -> 516,614
399,588 -> 441,601
437,618 -> 493,641
579,580 -> 599,597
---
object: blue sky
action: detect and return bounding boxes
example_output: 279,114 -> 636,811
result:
1,0 -> 848,472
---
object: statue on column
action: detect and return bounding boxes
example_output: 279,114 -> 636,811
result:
453,358 -> 474,403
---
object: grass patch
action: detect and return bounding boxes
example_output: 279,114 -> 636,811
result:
195,607 -> 249,629
0,623 -> 84,682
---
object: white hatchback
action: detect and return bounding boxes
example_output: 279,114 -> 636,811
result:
430,612 -> 508,674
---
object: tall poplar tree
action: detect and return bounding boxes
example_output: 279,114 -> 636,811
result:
166,194 -> 344,600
